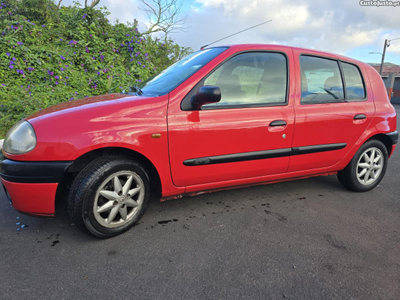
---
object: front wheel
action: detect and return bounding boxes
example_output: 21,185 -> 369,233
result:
337,140 -> 388,192
68,156 -> 150,238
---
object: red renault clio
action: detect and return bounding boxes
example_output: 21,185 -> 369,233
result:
1,44 -> 398,237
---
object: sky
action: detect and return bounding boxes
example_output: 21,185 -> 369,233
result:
62,0 -> 400,65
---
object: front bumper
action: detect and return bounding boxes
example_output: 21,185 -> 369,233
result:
0,152 -> 72,216
1,179 -> 59,216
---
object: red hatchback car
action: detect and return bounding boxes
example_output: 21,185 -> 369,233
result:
1,44 -> 398,237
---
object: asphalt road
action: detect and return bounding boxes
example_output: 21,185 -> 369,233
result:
1,106 -> 399,300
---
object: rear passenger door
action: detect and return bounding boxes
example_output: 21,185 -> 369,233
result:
289,51 -> 375,172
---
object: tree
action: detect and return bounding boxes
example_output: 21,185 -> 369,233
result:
139,0 -> 188,37
2,0 -> 56,23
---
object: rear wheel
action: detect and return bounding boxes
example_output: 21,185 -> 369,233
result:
68,156 -> 150,238
337,140 -> 388,192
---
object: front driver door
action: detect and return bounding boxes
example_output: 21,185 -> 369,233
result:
168,50 -> 295,187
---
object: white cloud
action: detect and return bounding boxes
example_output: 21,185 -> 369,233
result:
103,0 -> 148,29
380,32 -> 400,54
62,0 -> 400,57
170,0 -> 400,56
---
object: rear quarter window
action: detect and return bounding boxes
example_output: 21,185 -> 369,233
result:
341,62 -> 366,100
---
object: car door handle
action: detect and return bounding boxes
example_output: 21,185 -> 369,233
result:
269,120 -> 287,127
354,114 -> 366,120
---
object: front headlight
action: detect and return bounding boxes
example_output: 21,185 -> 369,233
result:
3,120 -> 37,155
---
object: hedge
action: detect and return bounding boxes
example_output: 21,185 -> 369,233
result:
0,1 -> 191,138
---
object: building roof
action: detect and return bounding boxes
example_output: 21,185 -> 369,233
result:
370,65 -> 400,77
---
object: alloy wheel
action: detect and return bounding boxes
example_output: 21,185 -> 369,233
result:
93,171 -> 145,228
356,147 -> 384,186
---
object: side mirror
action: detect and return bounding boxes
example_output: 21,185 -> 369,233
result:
191,86 -> 221,110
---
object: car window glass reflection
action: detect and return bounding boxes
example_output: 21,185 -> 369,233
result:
203,52 -> 287,107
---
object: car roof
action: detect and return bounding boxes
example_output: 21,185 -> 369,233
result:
213,44 -> 367,67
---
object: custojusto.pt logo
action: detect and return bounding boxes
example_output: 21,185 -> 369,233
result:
359,0 -> 400,6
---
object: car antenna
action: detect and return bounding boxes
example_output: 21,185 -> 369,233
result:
200,20 -> 272,50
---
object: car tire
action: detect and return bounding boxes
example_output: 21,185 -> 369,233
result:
337,139 -> 388,192
67,156 -> 150,238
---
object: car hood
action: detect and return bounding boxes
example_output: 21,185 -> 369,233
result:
26,93 -> 132,120
7,92 -> 169,161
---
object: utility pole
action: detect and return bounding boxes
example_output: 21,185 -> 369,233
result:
379,39 -> 388,75
374,37 -> 400,76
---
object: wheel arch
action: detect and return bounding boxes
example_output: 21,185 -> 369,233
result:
333,129 -> 395,173
56,147 -> 162,206
366,133 -> 393,156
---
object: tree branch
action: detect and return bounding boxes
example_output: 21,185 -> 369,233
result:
140,0 -> 188,36
89,0 -> 101,9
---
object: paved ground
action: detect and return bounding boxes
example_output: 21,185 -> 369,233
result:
1,106 -> 399,300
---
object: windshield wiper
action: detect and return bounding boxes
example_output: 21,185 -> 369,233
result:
128,85 -> 143,96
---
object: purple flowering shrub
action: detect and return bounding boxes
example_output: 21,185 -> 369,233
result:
0,1 -> 192,137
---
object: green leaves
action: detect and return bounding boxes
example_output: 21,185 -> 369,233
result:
0,1 -> 192,138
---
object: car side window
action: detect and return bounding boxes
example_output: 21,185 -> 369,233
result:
300,56 -> 344,104
202,52 -> 287,108
341,62 -> 366,100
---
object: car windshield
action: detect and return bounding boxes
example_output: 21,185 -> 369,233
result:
125,47 -> 228,96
